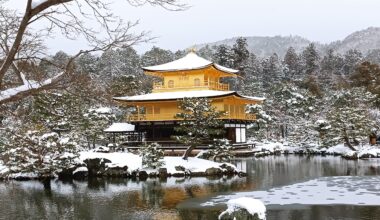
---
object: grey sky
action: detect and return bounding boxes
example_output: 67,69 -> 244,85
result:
9,0 -> 380,54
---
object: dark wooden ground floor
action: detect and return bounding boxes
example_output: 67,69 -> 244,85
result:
132,120 -> 251,144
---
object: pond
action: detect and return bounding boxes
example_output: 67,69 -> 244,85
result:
0,155 -> 380,219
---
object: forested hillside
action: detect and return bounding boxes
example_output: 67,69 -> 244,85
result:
1,37 -> 379,153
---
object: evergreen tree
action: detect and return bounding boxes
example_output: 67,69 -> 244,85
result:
283,47 -> 301,80
81,107 -> 116,148
232,37 -> 250,72
323,88 -> 376,149
175,98 -> 225,160
198,45 -> 214,60
139,142 -> 165,169
342,49 -> 362,75
207,139 -> 233,162
141,46 -> 174,67
213,44 -> 234,67
2,129 -> 79,178
247,104 -> 272,141
320,49 -> 344,87
301,43 -> 320,75
243,53 -> 264,95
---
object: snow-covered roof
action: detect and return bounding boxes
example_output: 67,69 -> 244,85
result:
142,52 -> 239,75
114,90 -> 264,102
104,123 -> 135,132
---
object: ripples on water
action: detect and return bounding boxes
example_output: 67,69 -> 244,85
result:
0,155 -> 379,220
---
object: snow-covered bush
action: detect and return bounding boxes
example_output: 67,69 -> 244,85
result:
247,104 -> 272,141
1,129 -> 80,178
208,139 -> 233,162
138,142 -> 165,169
81,107 -> 116,148
323,88 -> 376,149
175,97 -> 225,160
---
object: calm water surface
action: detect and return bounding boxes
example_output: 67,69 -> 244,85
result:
0,155 -> 380,220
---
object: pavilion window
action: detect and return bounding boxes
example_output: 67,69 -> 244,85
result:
168,80 -> 174,88
194,78 -> 200,86
154,106 -> 161,114
146,106 -> 153,114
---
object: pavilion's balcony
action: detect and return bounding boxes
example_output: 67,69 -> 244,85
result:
152,80 -> 229,92
127,112 -> 256,122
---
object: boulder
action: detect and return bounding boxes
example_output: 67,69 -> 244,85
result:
172,172 -> 185,177
189,171 -> 205,177
84,158 -> 112,176
175,166 -> 186,172
205,167 -> 223,176
138,170 -> 148,180
72,167 -> 88,180
158,168 -> 168,178
104,166 -> 129,177
220,164 -> 236,175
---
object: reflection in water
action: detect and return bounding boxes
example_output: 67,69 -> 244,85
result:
0,155 -> 378,220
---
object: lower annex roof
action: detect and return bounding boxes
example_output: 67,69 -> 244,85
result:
113,90 -> 265,102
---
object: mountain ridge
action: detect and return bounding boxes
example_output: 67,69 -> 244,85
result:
195,27 -> 380,57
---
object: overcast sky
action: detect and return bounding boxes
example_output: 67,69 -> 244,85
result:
9,0 -> 380,54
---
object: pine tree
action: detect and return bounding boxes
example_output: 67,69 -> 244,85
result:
243,53 -> 264,95
232,37 -> 250,72
139,142 -> 165,169
81,107 -> 116,148
283,47 -> 301,79
198,45 -> 214,60
262,53 -> 283,86
320,49 -> 344,87
324,88 -> 376,149
2,128 -> 79,178
141,46 -> 174,67
247,104 -> 272,141
175,97 -> 225,160
208,139 -> 233,162
342,49 -> 362,75
213,44 -> 234,67
301,43 -> 320,75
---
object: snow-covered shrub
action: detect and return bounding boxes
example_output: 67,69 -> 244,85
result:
138,142 -> 165,169
247,104 -> 272,141
81,107 -> 116,148
175,97 -> 225,160
1,129 -> 80,178
208,139 -> 233,162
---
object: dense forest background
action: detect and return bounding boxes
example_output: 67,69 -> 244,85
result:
1,32 -> 380,150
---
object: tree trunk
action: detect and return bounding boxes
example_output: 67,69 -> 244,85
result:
182,145 -> 196,160
344,136 -> 356,151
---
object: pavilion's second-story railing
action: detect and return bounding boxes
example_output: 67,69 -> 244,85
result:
152,80 -> 229,92
127,112 -> 256,122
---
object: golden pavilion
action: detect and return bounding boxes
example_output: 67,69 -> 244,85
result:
114,52 -> 264,144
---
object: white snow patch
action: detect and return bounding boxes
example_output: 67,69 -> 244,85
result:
79,151 -> 237,174
0,163 -> 9,175
73,167 -> 88,175
94,107 -> 112,114
326,144 -> 353,155
0,72 -> 63,102
219,197 -> 266,220
104,123 -> 135,132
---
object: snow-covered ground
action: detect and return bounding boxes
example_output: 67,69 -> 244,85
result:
202,176 -> 380,207
79,151 -> 238,175
252,140 -> 380,159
